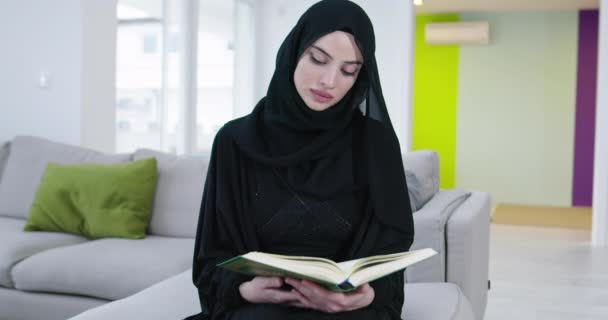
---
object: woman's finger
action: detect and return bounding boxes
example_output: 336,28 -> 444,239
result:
266,288 -> 300,304
354,283 -> 371,294
286,278 -> 371,312
299,281 -> 355,312
286,279 -> 330,310
258,276 -> 283,288
286,289 -> 314,309
300,280 -> 331,297
285,278 -> 309,295
291,288 -> 314,305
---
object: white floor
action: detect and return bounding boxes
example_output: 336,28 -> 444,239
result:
485,224 -> 608,320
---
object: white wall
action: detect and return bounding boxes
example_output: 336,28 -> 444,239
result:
254,0 -> 414,150
0,0 -> 117,152
0,0 -> 413,152
0,0 -> 83,145
233,0 -> 257,119
593,0 -> 608,245
81,0 -> 118,152
456,12 -> 578,207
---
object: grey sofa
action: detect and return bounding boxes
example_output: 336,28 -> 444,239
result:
0,135 -> 490,320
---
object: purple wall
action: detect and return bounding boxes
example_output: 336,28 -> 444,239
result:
573,10 -> 598,207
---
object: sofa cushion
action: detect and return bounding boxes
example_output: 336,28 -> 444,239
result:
0,136 -> 131,219
0,286 -> 107,320
12,236 -> 195,301
66,270 -> 198,320
133,149 -> 208,238
403,150 -> 440,210
25,158 -> 158,239
0,216 -> 87,288
0,141 -> 9,183
68,270 -> 475,320
402,283 -> 475,320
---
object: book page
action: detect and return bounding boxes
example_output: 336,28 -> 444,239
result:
336,258 -> 364,274
347,248 -> 437,287
250,252 -> 343,271
336,250 -> 420,276
219,256 -> 348,290
244,252 -> 346,283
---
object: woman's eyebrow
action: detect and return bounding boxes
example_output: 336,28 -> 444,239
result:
310,45 -> 363,65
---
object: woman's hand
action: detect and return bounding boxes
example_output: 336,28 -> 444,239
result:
239,276 -> 302,304
285,278 -> 375,313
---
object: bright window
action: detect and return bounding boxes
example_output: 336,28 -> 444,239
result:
115,0 -> 255,155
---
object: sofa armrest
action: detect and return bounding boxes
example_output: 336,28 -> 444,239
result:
446,191 -> 491,320
406,189 -> 472,283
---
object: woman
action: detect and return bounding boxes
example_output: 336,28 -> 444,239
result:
185,0 -> 414,319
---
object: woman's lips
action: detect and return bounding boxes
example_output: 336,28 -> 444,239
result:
311,89 -> 334,103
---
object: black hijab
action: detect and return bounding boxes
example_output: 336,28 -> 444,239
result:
229,0 -> 411,233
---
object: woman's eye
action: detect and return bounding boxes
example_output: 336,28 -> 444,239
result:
342,69 -> 357,77
309,54 -> 326,65
309,52 -> 357,76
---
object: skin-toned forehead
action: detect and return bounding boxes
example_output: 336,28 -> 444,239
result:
307,31 -> 363,64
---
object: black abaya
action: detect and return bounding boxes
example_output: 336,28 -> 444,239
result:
185,112 -> 412,320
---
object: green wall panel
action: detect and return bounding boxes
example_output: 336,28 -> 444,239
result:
413,14 -> 460,188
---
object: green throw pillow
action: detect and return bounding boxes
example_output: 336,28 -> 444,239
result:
24,158 -> 158,239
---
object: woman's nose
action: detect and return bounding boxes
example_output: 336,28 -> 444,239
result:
320,69 -> 338,88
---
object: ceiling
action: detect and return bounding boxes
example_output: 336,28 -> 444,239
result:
415,0 -> 599,13
118,0 -> 233,19
117,0 -> 601,18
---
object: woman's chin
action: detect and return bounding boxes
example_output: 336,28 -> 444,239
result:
305,99 -> 333,111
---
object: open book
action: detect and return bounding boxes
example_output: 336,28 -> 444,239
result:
217,248 -> 437,292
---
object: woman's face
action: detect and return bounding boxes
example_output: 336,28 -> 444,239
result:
293,31 -> 363,111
